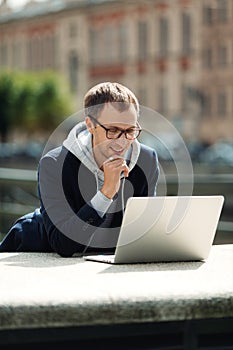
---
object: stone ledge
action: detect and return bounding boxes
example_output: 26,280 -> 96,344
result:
0,245 -> 233,330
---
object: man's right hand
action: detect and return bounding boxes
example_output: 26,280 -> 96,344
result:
101,157 -> 129,199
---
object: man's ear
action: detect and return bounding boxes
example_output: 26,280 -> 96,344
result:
85,116 -> 94,134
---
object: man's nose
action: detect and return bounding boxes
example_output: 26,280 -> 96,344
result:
114,137 -> 128,146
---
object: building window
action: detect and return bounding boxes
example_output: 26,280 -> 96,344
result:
103,24 -> 116,64
27,40 -> 32,69
203,6 -> 213,25
27,36 -> 44,70
217,92 -> 227,116
138,21 -> 147,61
0,43 -> 8,66
158,86 -> 167,114
218,45 -> 227,67
159,17 -> 169,57
203,47 -> 212,69
27,38 -> 40,70
69,22 -> 77,39
89,28 -> 98,65
12,41 -> 22,68
50,35 -> 56,68
138,87 -> 147,106
181,12 -> 191,55
69,51 -> 78,92
119,22 -> 128,62
203,93 -> 212,116
34,36 -> 42,70
41,35 -> 55,69
217,0 -> 228,22
181,84 -> 189,112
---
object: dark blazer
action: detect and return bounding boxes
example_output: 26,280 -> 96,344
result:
0,144 -> 159,257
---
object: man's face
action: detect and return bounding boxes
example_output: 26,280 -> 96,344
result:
86,103 -> 138,167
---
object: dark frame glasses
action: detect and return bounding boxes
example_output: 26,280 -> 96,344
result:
88,115 -> 142,140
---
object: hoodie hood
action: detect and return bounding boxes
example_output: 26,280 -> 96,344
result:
63,121 -> 140,188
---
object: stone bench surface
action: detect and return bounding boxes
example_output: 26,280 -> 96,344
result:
0,244 -> 233,330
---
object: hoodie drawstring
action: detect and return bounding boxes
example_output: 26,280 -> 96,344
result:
121,176 -> 126,215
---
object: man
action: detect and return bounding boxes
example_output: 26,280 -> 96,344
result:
0,82 -> 159,257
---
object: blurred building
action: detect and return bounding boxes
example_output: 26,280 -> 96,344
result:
0,0 -> 232,143
200,0 -> 233,143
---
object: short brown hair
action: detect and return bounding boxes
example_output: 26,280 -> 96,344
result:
84,82 -> 139,118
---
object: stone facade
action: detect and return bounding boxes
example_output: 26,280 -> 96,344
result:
0,0 -> 232,143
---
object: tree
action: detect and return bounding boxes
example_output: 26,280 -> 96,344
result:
0,72 -> 16,142
34,71 -> 73,131
0,70 -> 74,142
14,72 -> 37,130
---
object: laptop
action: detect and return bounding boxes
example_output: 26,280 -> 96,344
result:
84,195 -> 224,264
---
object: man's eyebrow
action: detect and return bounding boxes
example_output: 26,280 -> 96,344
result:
104,124 -> 137,129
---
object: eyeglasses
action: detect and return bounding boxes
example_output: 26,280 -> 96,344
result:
88,115 -> 142,140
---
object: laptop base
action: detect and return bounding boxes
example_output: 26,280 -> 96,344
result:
84,254 -> 117,264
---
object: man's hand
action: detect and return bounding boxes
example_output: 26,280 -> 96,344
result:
101,157 -> 129,199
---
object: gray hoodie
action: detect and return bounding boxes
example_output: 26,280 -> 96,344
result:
63,121 -> 140,217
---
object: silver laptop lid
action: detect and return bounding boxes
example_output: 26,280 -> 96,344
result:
114,196 -> 224,263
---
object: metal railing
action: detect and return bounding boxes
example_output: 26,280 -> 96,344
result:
0,167 -> 233,242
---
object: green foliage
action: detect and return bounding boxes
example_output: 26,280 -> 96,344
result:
14,72 -> 38,129
34,71 -> 73,130
0,70 -> 74,141
0,72 -> 17,142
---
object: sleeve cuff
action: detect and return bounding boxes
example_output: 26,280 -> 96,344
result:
90,190 -> 113,218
